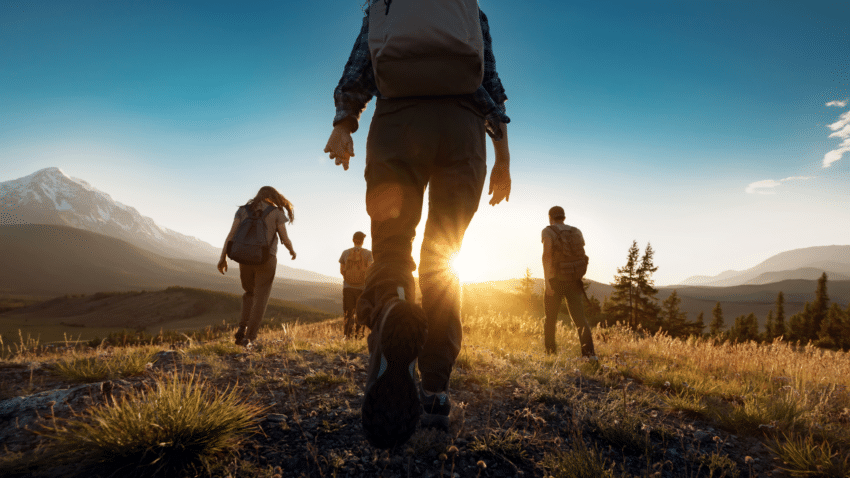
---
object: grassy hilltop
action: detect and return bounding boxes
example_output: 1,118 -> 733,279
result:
0,286 -> 333,345
1,305 -> 849,477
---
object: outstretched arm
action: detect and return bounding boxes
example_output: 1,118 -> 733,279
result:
488,122 -> 511,206
326,13 -> 376,171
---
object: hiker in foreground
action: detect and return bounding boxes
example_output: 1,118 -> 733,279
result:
340,231 -> 374,339
324,0 -> 512,448
218,186 -> 296,349
541,206 -> 596,358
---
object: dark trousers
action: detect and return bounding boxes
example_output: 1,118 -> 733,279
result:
239,255 -> 277,341
355,96 -> 487,393
544,278 -> 596,356
343,287 -> 364,338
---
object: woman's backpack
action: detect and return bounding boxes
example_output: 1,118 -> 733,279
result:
226,206 -> 276,265
549,225 -> 589,282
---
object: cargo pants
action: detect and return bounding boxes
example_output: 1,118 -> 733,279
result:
544,278 -> 596,356
239,255 -> 277,341
356,96 -> 487,393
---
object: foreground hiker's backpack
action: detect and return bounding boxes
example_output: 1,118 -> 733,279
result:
343,248 -> 368,286
226,206 -> 276,265
368,0 -> 484,98
549,225 -> 589,282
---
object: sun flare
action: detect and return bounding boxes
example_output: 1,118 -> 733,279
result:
449,250 -> 485,284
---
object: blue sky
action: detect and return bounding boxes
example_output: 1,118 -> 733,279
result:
2,0 -> 848,285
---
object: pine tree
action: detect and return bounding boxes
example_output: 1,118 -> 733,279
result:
728,315 -> 745,342
709,302 -> 724,337
609,241 -> 641,328
660,290 -> 687,337
634,243 -> 661,330
764,310 -> 775,341
690,311 -> 705,337
773,291 -> 786,338
818,303 -> 846,350
810,272 -> 829,340
788,306 -> 809,342
744,313 -> 759,342
601,295 -> 616,327
583,285 -> 604,328
516,267 -> 541,316
517,268 -> 537,301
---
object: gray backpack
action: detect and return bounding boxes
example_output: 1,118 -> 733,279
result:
226,205 -> 275,265
368,0 -> 484,98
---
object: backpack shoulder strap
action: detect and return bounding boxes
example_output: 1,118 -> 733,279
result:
547,225 -> 565,243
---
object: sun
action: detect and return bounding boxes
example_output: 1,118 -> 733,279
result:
449,250 -> 483,284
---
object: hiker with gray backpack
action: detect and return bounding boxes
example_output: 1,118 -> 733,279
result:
541,206 -> 596,358
340,231 -> 374,339
218,186 -> 296,348
324,0 -> 512,448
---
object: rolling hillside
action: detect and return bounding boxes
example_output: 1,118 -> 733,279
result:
0,224 -> 342,314
0,286 -> 333,343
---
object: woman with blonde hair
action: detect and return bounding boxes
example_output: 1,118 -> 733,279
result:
218,186 -> 296,347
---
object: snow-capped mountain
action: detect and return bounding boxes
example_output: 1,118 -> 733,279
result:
0,167 -> 220,262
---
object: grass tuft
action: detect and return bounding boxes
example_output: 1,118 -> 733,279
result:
51,347 -> 157,382
38,371 -> 264,477
768,433 -> 850,477
541,439 -> 616,478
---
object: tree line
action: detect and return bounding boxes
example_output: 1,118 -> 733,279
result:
585,241 -> 850,350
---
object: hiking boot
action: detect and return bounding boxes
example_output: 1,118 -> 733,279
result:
419,387 -> 451,430
234,327 -> 246,346
361,297 -> 427,449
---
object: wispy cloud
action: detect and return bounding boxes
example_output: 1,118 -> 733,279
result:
823,106 -> 850,168
746,179 -> 781,194
745,176 -> 814,194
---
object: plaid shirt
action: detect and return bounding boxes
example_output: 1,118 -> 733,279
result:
332,6 -> 510,140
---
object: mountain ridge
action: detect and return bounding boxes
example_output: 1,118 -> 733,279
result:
677,245 -> 850,286
0,167 -> 340,284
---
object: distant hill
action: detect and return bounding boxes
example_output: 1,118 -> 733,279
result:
678,245 -> 850,287
659,280 -> 849,331
0,167 -> 339,284
0,224 -> 342,314
0,286 -> 334,343
743,268 -> 850,285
